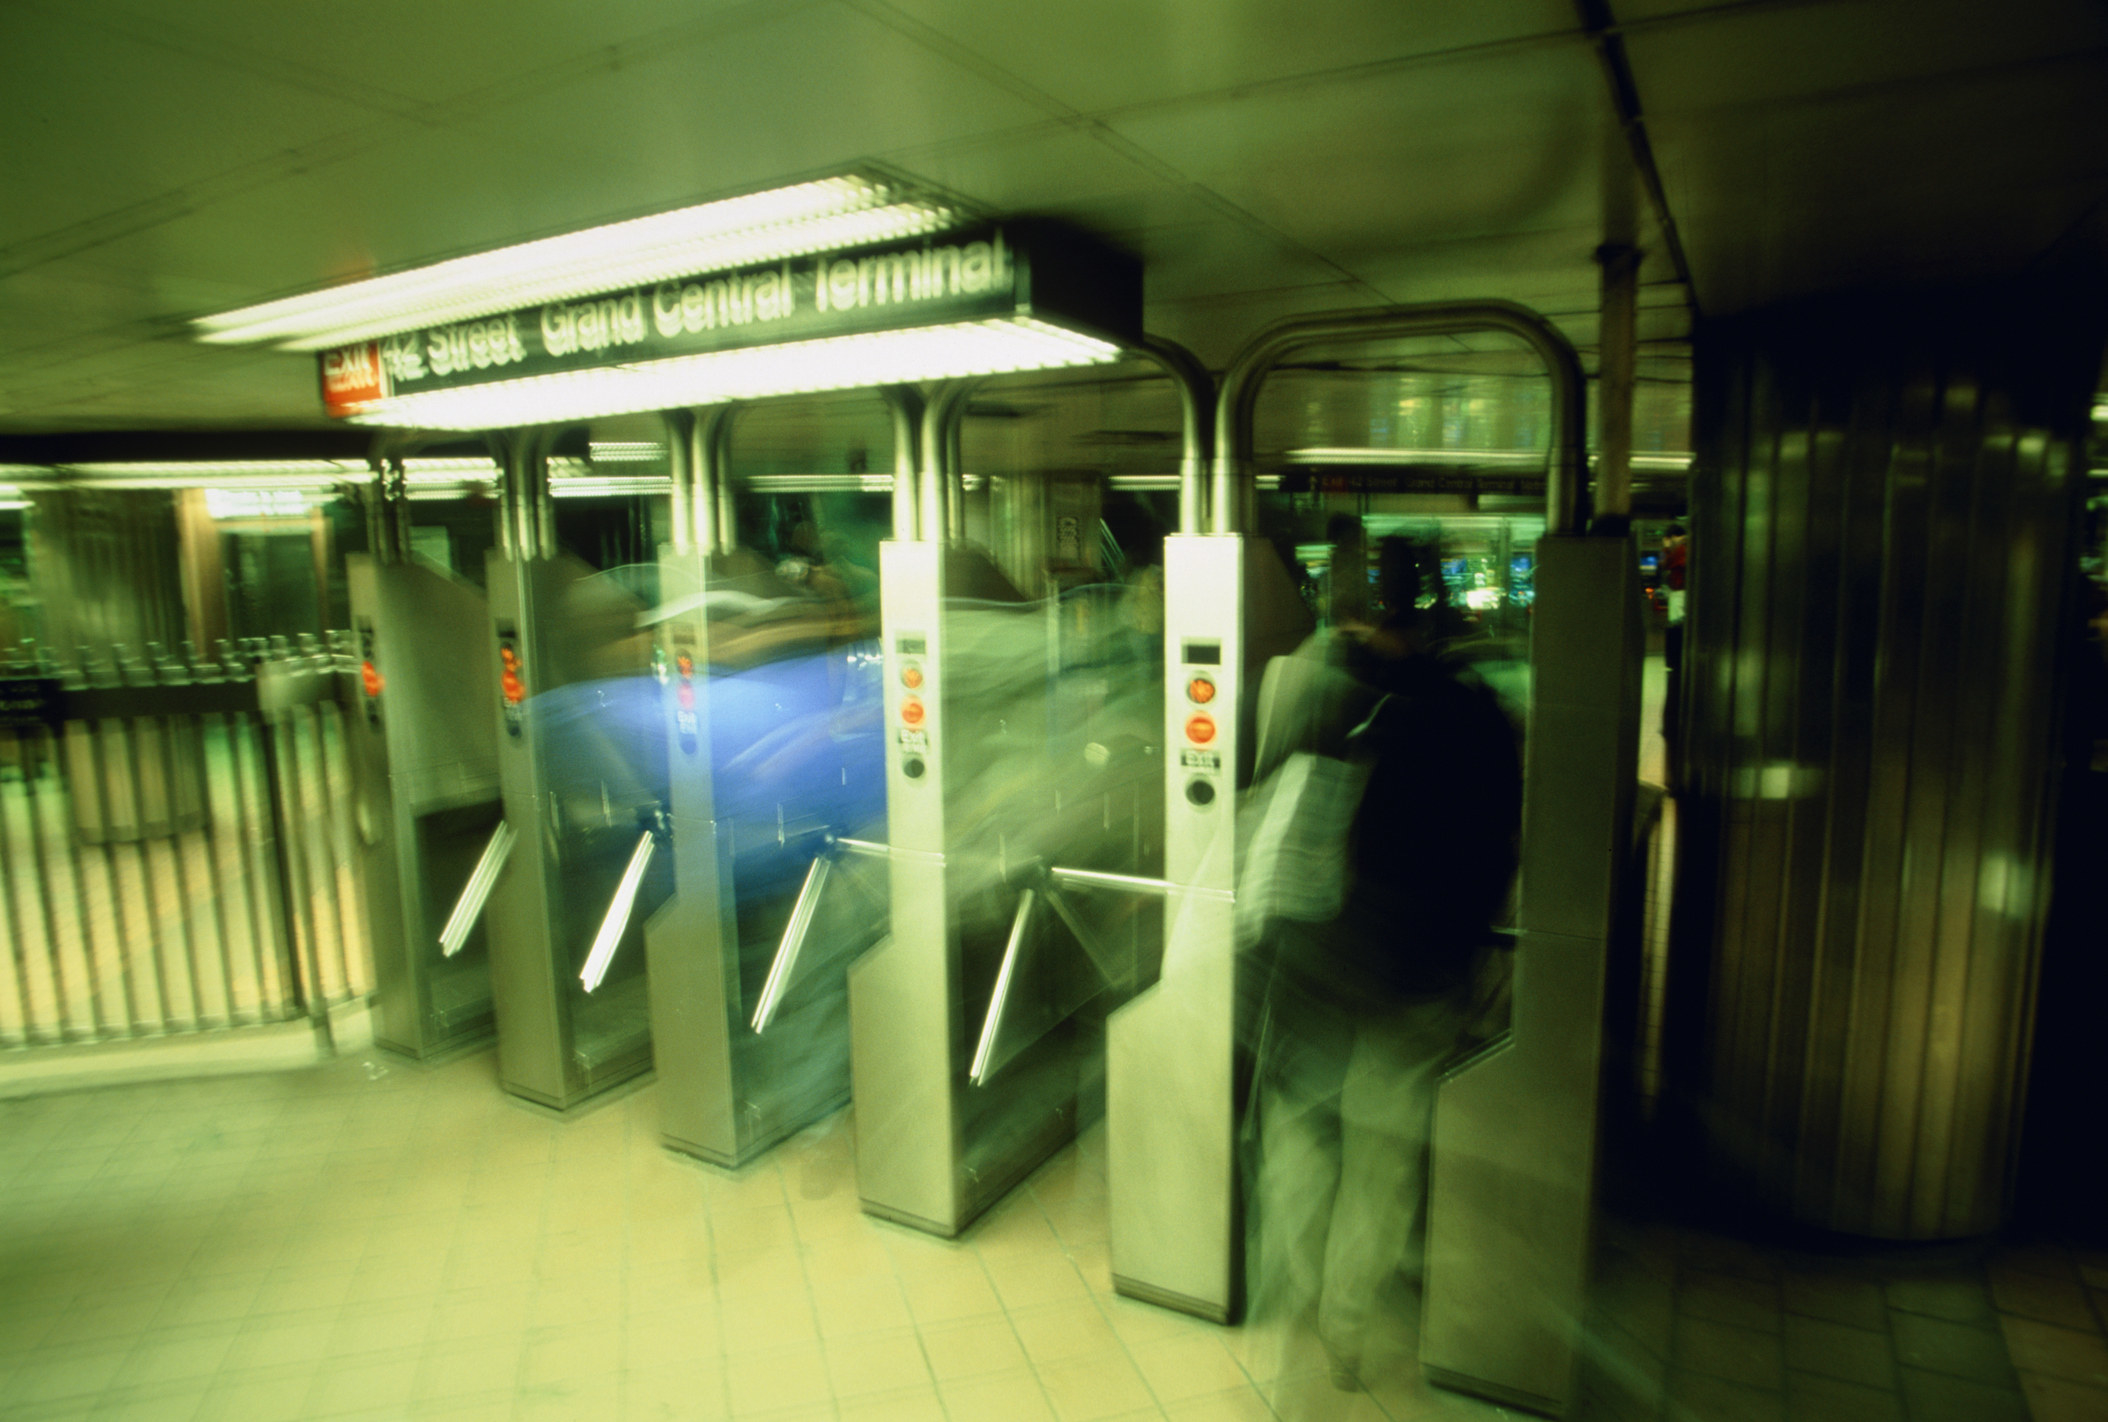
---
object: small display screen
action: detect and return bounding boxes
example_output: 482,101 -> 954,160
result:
1640,552 -> 1659,571
1182,640 -> 1221,666
896,635 -> 927,656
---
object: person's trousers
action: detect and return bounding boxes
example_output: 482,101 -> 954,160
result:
1250,980 -> 1465,1373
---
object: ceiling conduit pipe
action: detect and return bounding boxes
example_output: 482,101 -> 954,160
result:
882,387 -> 923,542
1212,301 -> 1589,536
1130,335 -> 1214,536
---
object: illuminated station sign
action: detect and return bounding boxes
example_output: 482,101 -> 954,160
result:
318,221 -> 1141,423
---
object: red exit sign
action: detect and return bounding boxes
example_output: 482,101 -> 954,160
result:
319,343 -> 386,417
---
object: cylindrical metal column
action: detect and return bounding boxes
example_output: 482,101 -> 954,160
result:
1594,243 -> 1641,524
707,407 -> 739,557
663,410 -> 694,556
1673,289 -> 2101,1237
884,387 -> 922,541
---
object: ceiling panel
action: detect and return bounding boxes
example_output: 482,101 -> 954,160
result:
0,7 -> 397,254
1101,39 -> 1617,264
456,4 -> 1057,234
1646,54 -> 2108,311
43,0 -> 777,112
6,0 -> 2104,438
873,0 -> 1578,115
1623,0 -> 2108,116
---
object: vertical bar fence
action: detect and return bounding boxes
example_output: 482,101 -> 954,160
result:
0,633 -> 370,1048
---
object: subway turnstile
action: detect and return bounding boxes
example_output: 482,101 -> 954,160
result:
482,492 -> 666,1112
641,400 -> 893,1167
848,379 -> 1168,1237
852,539 -> 1102,1234
1094,305 -> 1637,1421
345,552 -> 502,1059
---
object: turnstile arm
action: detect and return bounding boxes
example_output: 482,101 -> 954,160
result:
752,853 -> 832,1032
970,889 -> 1041,1086
751,833 -> 897,1035
581,826 -> 660,993
438,820 -> 517,958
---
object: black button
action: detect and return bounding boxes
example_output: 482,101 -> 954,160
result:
1186,778 -> 1215,806
902,757 -> 926,779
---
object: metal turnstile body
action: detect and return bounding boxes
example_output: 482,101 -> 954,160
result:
1420,535 -> 1642,1415
345,553 -> 502,1059
483,551 -> 660,1110
850,539 -> 1100,1236
643,546 -> 880,1166
1107,532 -> 1244,1320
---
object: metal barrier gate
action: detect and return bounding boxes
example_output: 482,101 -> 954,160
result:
0,637 -> 370,1046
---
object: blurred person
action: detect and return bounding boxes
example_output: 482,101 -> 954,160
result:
1324,513 -> 1368,626
1660,521 -> 1688,763
1246,534 -> 1522,1402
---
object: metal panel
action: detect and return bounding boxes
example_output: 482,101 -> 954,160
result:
851,537 -> 962,1232
1107,532 -> 1243,1321
642,553 -> 742,1160
345,554 -> 500,1059
1420,535 -> 1642,1416
1676,295 -> 2091,1237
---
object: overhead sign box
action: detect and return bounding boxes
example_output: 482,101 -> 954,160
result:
317,220 -> 1140,420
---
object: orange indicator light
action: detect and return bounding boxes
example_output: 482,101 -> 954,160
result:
1185,713 -> 1216,745
901,696 -> 926,727
1187,676 -> 1216,705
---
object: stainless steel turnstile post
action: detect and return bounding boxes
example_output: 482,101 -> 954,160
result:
849,380 -> 1120,1236
344,540 -> 503,1060
642,399 -> 893,1166
482,428 -> 659,1111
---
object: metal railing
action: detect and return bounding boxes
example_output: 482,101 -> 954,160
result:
0,635 -> 370,1046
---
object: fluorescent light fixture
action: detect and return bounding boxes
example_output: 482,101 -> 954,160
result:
204,488 -> 318,519
587,441 -> 666,464
1108,474 -> 1282,491
747,472 -> 898,494
1279,447 -> 1692,472
63,460 -> 367,489
194,173 -> 961,352
345,317 -> 1121,430
551,475 -> 670,499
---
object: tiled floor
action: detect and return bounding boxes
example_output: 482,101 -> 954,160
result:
0,1049 -> 1513,1422
1588,1196 -> 2108,1422
4,1041 -> 2107,1422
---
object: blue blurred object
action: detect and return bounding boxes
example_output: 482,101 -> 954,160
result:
527,641 -> 886,899
709,643 -> 886,899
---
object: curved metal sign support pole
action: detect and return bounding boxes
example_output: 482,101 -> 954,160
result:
1210,300 -> 1588,538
